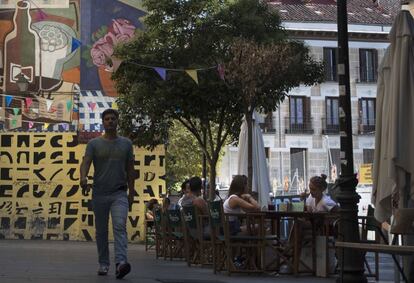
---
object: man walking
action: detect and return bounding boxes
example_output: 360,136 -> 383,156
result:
80,108 -> 135,279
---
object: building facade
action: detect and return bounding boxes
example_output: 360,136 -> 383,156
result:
219,0 -> 400,196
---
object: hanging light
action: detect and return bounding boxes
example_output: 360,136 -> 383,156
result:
15,73 -> 29,92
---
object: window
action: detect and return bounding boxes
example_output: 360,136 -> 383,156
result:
259,112 -> 275,133
323,47 -> 338,81
290,148 -> 307,194
363,149 -> 374,164
359,98 -> 376,134
324,97 -> 339,134
359,49 -> 378,82
288,96 -> 312,134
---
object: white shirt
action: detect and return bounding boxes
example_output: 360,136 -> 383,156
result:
223,194 -> 243,221
306,194 -> 337,212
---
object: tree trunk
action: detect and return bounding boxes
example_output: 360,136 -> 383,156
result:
246,111 -> 253,193
208,159 -> 217,201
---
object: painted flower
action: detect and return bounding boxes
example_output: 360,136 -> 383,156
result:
91,37 -> 114,67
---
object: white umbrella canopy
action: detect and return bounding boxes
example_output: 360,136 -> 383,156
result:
237,112 -> 272,208
372,10 -> 414,222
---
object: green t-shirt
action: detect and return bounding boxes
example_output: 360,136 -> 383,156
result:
85,136 -> 134,196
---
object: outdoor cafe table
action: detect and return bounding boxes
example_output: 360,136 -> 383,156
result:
261,210 -> 339,276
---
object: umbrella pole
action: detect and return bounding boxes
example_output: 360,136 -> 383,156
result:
335,1 -> 366,282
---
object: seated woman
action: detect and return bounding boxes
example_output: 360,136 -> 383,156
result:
145,198 -> 159,222
304,174 -> 338,213
223,175 -> 260,236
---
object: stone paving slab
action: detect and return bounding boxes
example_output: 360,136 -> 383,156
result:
0,240 -> 336,283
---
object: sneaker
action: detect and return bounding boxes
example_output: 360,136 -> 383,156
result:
116,262 -> 131,279
97,265 -> 109,276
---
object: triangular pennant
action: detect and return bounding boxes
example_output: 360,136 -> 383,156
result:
32,108 -> 39,114
66,100 -> 73,112
154,67 -> 167,80
13,108 -> 20,115
88,102 -> 96,111
43,123 -> 49,130
63,123 -> 69,131
6,95 -> 13,107
46,99 -> 53,111
11,118 -> 17,128
185,70 -> 198,84
217,64 -> 225,80
28,121 -> 34,129
35,9 -> 47,21
112,101 -> 118,110
111,58 -> 123,73
25,98 -> 33,108
71,37 -> 82,53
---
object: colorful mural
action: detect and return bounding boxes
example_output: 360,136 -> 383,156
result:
0,133 -> 166,241
0,0 -> 80,131
80,0 -> 145,96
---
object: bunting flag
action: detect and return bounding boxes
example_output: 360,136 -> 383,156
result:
112,101 -> 118,110
154,67 -> 167,80
71,37 -> 82,53
88,102 -> 96,111
217,64 -> 225,80
6,95 -> 12,107
13,108 -> 20,115
35,9 -> 47,21
66,100 -> 73,112
32,108 -> 39,114
43,123 -> 49,130
62,123 -> 69,131
46,99 -> 53,111
28,121 -> 34,129
11,118 -> 17,128
25,98 -> 33,108
185,70 -> 198,84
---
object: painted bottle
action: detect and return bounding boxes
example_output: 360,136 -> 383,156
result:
3,0 -> 41,93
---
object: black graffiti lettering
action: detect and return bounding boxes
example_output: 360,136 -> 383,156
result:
17,151 -> 29,164
17,135 -> 29,147
134,160 -> 140,166
134,169 -> 140,180
66,185 -> 79,197
144,185 -> 155,197
131,231 -> 140,241
17,184 -> 29,197
159,155 -> 165,167
0,201 -> 12,214
50,185 -> 63,198
0,151 -> 13,163
14,217 -> 26,229
15,202 -> 29,215
33,134 -> 46,147
128,216 -> 139,227
49,202 -> 62,214
0,168 -> 12,180
50,151 -> 63,164
47,217 -> 60,229
0,185 -> 13,197
67,151 -> 78,164
158,185 -> 164,197
50,135 -> 63,147
65,202 -> 78,215
0,134 -> 13,147
33,151 -> 46,164
144,172 -> 155,182
63,233 -> 69,241
33,185 -> 46,198
0,218 -> 10,229
82,229 -> 93,241
81,199 -> 92,211
63,218 -> 77,230
144,155 -> 156,166
67,168 -> 78,181
49,168 -> 63,181
32,202 -> 44,214
67,135 -> 78,147
159,174 -> 166,180
33,168 -> 46,181
16,168 -> 29,181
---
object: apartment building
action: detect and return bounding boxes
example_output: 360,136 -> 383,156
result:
219,0 -> 400,195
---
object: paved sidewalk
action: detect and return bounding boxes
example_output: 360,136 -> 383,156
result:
0,240 -> 336,283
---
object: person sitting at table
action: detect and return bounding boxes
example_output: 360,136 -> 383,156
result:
223,175 -> 260,236
302,174 -> 338,213
145,198 -> 159,222
177,179 -> 190,208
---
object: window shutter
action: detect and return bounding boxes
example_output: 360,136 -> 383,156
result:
373,49 -> 378,82
359,49 -> 367,82
304,97 -> 311,128
323,48 -> 331,81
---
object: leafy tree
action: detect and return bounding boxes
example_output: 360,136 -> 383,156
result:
112,0 -> 323,198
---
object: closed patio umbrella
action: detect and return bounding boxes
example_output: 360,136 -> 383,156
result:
372,10 -> 414,222
237,112 -> 271,208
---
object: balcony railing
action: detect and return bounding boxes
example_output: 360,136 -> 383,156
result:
284,117 -> 314,134
358,118 -> 375,134
259,122 -> 276,133
355,66 -> 377,83
321,118 -> 340,135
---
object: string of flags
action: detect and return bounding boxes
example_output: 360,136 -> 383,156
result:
0,93 -> 75,112
0,115 -> 74,130
108,57 -> 225,85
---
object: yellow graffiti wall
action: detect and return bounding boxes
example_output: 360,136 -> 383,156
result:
0,132 -> 165,242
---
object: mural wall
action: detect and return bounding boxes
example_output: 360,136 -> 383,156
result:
0,133 -> 166,241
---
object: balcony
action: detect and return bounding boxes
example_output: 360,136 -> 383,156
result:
321,118 -> 340,135
355,66 -> 377,83
358,118 -> 375,135
259,122 -> 276,133
284,117 -> 314,134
